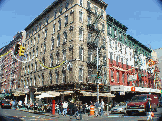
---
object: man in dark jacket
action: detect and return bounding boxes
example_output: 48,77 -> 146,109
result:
68,101 -> 74,118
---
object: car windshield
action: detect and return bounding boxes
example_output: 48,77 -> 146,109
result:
131,95 -> 147,102
2,101 -> 10,104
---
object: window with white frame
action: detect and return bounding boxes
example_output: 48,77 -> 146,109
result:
87,1 -> 91,9
34,37 -> 36,45
59,5 -> 62,14
36,46 -> 38,57
79,10 -> 83,22
53,24 -> 55,33
65,15 -> 68,26
38,34 -> 40,43
30,78 -> 32,86
56,72 -> 59,83
62,72 -> 66,83
33,48 -> 35,56
57,33 -> 60,47
102,23 -> 105,32
63,31 -> 67,43
51,37 -> 54,50
35,61 -> 37,71
42,57 -> 45,69
34,76 -> 36,86
79,27 -> 83,41
63,49 -> 66,61
79,67 -> 83,82
31,39 -> 32,46
45,29 -> 47,39
44,43 -> 46,54
42,74 -> 44,86
88,15 -> 91,25
88,32 -> 91,41
80,0 -> 83,6
65,2 -> 69,10
79,47 -> 83,61
50,54 -> 53,67
58,18 -> 61,30
50,72 -> 52,84
70,10 -> 74,23
54,11 -> 57,19
29,52 -> 31,60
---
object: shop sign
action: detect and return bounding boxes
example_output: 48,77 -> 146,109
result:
124,86 -> 131,91
135,87 -> 142,92
111,86 -> 124,91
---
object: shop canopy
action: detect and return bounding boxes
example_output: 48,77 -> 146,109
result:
36,93 -> 55,99
80,91 -> 115,97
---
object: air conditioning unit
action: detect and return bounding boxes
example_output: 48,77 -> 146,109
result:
111,79 -> 114,82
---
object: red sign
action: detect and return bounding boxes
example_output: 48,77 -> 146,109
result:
131,86 -> 135,91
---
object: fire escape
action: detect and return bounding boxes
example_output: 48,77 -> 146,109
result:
86,5 -> 107,87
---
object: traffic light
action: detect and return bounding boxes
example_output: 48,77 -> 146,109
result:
19,45 -> 25,56
14,44 -> 20,55
97,71 -> 100,79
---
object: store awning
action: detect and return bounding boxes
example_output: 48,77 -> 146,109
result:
36,93 -> 55,99
34,92 -> 42,95
47,91 -> 61,96
60,91 -> 74,95
81,91 -> 115,97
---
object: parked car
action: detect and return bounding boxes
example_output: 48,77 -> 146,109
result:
111,102 -> 127,114
1,99 -> 12,109
159,97 -> 162,107
126,94 -> 159,116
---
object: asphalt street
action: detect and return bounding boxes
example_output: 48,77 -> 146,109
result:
0,106 -> 161,121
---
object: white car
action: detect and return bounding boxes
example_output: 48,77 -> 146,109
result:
111,102 -> 127,114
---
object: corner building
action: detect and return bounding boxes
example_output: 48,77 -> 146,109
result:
21,0 -> 109,103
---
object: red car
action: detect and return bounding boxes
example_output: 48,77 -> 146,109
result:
126,94 -> 159,115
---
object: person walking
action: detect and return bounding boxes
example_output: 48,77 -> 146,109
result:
68,100 -> 74,119
95,100 -> 99,116
63,101 -> 68,116
58,101 -> 62,115
100,99 -> 104,116
82,103 -> 86,114
146,96 -> 153,121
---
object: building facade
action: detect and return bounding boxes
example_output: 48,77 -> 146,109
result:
21,0 -> 109,103
0,32 -> 23,94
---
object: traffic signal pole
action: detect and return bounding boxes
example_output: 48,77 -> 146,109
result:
97,46 -> 99,103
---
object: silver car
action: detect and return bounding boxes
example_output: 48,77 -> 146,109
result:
111,102 -> 127,114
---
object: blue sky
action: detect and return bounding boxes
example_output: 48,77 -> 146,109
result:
0,0 -> 162,50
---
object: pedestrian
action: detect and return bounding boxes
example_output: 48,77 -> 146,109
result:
63,101 -> 68,116
100,99 -> 104,116
95,100 -> 99,116
68,100 -> 74,119
82,103 -> 86,114
58,101 -> 62,115
146,96 -> 152,121
18,100 -> 22,109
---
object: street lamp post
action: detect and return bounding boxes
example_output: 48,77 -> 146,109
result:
97,47 -> 99,103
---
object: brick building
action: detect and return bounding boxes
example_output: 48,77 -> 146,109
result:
0,32 -> 23,94
21,0 -> 109,103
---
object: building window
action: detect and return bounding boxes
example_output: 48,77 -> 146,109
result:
46,16 -> 49,25
30,78 -> 32,86
44,43 -> 46,54
36,47 -> 38,57
87,1 -> 91,9
88,32 -> 91,41
59,5 -> 62,14
42,74 -> 44,86
33,48 -> 35,56
53,24 -> 55,33
42,57 -> 45,69
54,11 -> 57,19
80,0 -> 83,6
79,67 -> 83,82
70,10 -> 74,23
88,49 -> 92,61
116,55 -> 119,65
50,54 -> 53,67
35,61 -> 37,71
117,72 -> 119,83
51,37 -> 54,50
39,23 -> 42,30
65,15 -> 68,26
63,50 -> 66,61
63,31 -> 67,43
50,72 -> 52,84
79,47 -> 83,61
38,34 -> 40,43
65,2 -> 69,10
56,54 -> 59,65
88,15 -> 91,25
58,18 -> 61,30
62,73 -> 66,83
94,6 -> 98,16
31,39 -> 32,46
122,73 -> 125,84
79,11 -> 83,22
79,27 -> 83,41
102,23 -> 105,32
110,52 -> 113,63
56,72 -> 59,84
115,41 -> 117,50
34,76 -> 36,86
45,29 -> 47,38
103,55 -> 106,66
57,33 -> 60,47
